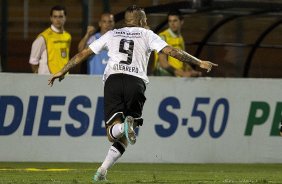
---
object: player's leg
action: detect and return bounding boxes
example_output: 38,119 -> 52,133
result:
123,74 -> 146,144
94,74 -> 146,181
94,74 -> 127,182
104,74 -> 145,145
108,115 -> 142,145
94,115 -> 129,181
106,113 -> 125,142
94,141 -> 126,181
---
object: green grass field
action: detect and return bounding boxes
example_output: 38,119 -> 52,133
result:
0,162 -> 282,184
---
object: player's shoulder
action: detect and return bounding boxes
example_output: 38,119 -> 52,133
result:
103,29 -> 115,36
136,27 -> 156,36
143,28 -> 154,34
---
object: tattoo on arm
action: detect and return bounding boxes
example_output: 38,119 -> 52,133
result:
61,48 -> 93,74
165,46 -> 202,66
60,55 -> 78,74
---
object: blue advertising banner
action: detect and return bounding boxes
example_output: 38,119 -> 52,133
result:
0,74 -> 281,163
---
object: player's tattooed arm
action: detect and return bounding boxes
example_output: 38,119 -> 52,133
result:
48,47 -> 94,86
161,45 -> 218,72
61,47 -> 93,75
162,46 -> 201,66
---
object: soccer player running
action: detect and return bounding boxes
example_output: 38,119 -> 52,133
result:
48,5 -> 217,182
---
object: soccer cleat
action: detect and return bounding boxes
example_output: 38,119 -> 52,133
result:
124,116 -> 136,145
93,167 -> 107,182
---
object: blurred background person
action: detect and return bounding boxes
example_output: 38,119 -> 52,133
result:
29,5 -> 71,74
78,13 -> 115,75
154,10 -> 202,77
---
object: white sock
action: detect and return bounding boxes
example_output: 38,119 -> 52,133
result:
101,146 -> 122,170
111,123 -> 124,139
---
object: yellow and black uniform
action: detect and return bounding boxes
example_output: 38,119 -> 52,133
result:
40,28 -> 71,74
154,28 -> 187,76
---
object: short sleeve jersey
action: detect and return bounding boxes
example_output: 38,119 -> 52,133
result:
89,27 -> 168,83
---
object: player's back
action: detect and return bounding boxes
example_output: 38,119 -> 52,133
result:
90,26 -> 167,83
104,27 -> 157,83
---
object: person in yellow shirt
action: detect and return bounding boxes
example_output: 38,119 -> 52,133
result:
29,5 -> 71,74
154,10 -> 201,77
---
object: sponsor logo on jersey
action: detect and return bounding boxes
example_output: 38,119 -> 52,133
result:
114,31 -> 141,38
60,48 -> 67,58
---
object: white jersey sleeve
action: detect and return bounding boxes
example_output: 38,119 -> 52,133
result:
89,31 -> 111,54
147,30 -> 168,53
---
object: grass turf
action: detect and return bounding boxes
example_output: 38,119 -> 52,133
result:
0,162 -> 282,184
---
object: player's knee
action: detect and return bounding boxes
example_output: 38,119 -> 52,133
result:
106,120 -> 123,142
106,126 -> 115,142
107,134 -> 115,142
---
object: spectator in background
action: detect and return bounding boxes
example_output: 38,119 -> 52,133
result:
29,5 -> 71,74
154,10 -> 202,77
78,13 -> 115,75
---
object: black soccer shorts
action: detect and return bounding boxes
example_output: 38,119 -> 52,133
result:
104,73 -> 146,127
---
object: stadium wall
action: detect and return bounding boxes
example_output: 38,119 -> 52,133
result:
0,73 -> 281,163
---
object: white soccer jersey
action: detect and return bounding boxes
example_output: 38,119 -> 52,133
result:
89,27 -> 168,83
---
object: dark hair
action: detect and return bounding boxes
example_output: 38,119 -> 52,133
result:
50,5 -> 67,16
167,10 -> 183,20
126,5 -> 144,12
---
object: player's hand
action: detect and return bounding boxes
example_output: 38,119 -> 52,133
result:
48,72 -> 64,87
199,60 -> 218,72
